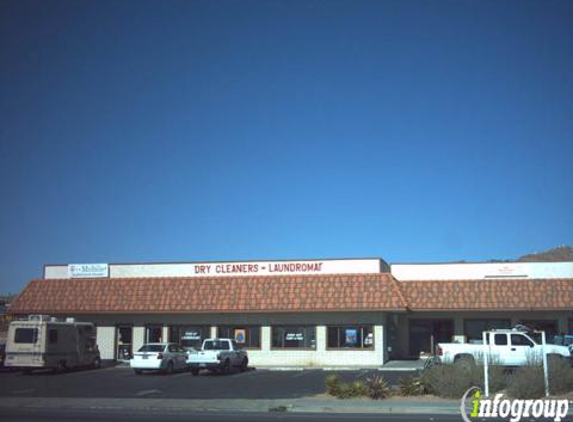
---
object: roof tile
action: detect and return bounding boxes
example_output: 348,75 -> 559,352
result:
8,273 -> 406,314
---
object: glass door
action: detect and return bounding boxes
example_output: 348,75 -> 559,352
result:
116,326 -> 133,361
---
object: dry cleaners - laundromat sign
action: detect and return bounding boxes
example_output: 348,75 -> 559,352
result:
188,259 -> 382,277
68,263 -> 109,278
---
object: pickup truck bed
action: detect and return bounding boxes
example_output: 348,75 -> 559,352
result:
438,330 -> 571,367
187,338 -> 248,375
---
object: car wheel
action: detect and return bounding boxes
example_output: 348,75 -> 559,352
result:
454,355 -> 475,371
54,360 -> 67,373
191,368 -> 199,376
93,357 -> 101,370
134,369 -> 143,375
240,358 -> 248,372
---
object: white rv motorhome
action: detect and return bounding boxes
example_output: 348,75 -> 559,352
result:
4,315 -> 101,372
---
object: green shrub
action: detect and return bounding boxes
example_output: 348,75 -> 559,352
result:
325,374 -> 341,396
507,365 -> 545,399
349,380 -> 369,398
325,374 -> 387,399
365,375 -> 390,399
506,357 -> 573,399
422,363 -> 475,398
398,375 -> 428,396
548,356 -> 573,395
335,380 -> 368,399
471,364 -> 510,394
422,360 -> 510,399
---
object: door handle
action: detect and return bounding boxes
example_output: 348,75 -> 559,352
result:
511,348 -> 516,351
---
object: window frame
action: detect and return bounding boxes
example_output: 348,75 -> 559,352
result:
14,328 -> 38,344
168,325 -> 211,350
48,328 -> 58,344
144,324 -> 163,343
216,326 -> 262,350
493,333 -> 508,346
271,325 -> 317,350
463,319 -> 511,343
326,325 -> 375,350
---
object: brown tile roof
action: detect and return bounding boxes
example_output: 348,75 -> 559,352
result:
401,278 -> 573,311
8,273 -> 407,315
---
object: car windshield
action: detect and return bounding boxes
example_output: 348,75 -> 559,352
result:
138,345 -> 164,352
203,340 -> 228,350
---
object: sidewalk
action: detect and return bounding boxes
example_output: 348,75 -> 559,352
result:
0,396 -> 461,415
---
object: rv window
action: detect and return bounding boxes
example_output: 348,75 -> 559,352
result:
15,328 -> 38,344
49,329 -> 58,344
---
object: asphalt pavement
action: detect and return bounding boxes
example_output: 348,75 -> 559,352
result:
0,366 -> 416,399
0,408 -> 467,422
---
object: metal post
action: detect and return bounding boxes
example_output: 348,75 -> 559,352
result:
483,331 -> 489,397
540,331 -> 549,397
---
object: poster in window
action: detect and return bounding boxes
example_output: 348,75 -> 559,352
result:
234,329 -> 246,344
183,330 -> 201,340
285,332 -> 304,341
345,328 -> 358,345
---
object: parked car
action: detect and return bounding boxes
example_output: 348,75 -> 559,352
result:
187,338 -> 248,375
130,343 -> 188,374
4,316 -> 101,372
438,328 -> 571,367
0,340 -> 6,368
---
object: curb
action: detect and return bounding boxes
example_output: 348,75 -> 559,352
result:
0,397 -> 462,415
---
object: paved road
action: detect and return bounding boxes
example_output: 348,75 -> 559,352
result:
0,408 -> 477,422
0,366 -> 417,399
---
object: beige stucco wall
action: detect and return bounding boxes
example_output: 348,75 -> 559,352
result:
63,310 -> 572,364
61,312 -> 387,367
389,311 -> 573,358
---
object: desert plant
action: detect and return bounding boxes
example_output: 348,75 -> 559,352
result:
468,355 -> 509,395
335,380 -> 369,399
506,365 -> 545,399
506,355 -> 573,398
349,380 -> 370,397
422,363 -> 474,398
326,375 -> 380,399
365,375 -> 390,399
548,356 -> 573,395
325,374 -> 341,396
398,375 -> 427,396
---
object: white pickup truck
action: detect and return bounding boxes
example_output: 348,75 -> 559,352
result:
438,329 -> 571,367
187,338 -> 249,375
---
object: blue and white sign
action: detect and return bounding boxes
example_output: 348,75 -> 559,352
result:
345,329 -> 358,345
68,263 -> 109,279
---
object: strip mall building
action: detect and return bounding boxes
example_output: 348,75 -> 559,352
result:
8,258 -> 573,367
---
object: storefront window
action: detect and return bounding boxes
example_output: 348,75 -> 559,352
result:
327,326 -> 374,349
272,326 -> 316,349
145,325 -> 163,343
169,325 -> 211,351
464,319 -> 510,343
520,320 -> 558,341
217,326 -> 261,349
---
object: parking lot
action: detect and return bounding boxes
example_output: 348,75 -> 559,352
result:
0,366 -> 416,399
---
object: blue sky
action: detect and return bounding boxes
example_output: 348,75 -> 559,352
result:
1,0 -> 572,294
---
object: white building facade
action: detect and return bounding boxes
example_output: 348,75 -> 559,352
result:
8,258 -> 573,367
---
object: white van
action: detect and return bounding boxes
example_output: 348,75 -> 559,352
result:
4,315 -> 101,372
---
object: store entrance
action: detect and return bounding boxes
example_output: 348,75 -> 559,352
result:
409,319 -> 453,357
116,325 -> 133,361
